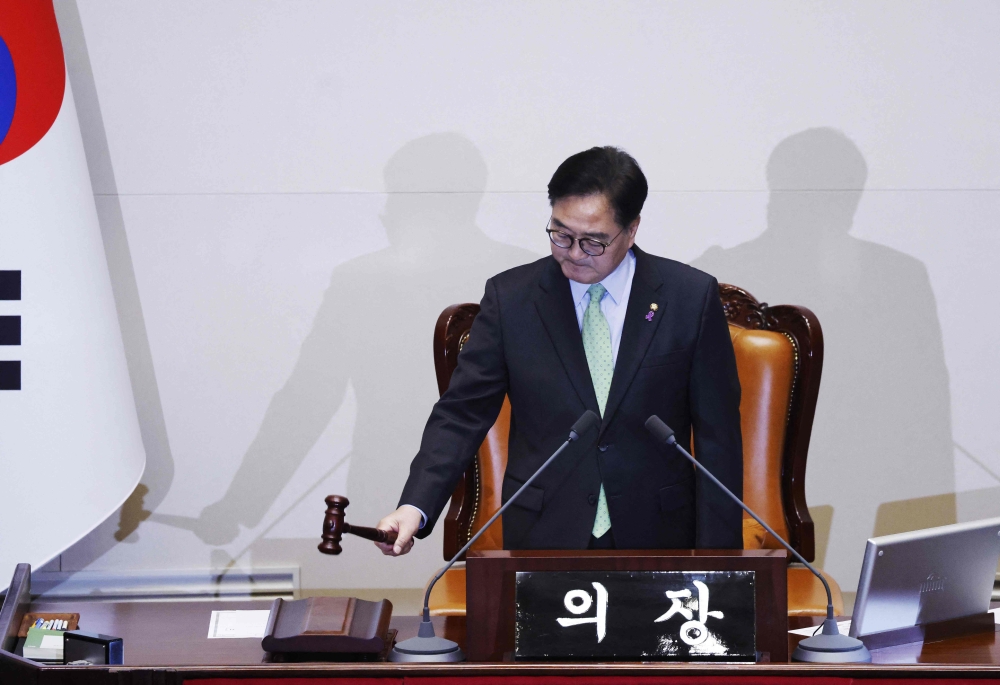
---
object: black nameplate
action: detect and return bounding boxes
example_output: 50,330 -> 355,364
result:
515,570 -> 755,661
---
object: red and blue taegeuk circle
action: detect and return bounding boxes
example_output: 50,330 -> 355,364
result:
0,0 -> 65,165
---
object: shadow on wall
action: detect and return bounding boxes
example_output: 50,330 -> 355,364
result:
53,0 -> 174,564
873,493 -> 959,537
809,505 -> 833,569
158,133 -> 540,547
692,128 -> 955,572
874,486 -> 1000,538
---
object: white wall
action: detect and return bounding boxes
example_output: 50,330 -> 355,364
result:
53,0 -> 1000,596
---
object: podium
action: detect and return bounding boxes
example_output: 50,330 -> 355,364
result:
465,549 -> 789,662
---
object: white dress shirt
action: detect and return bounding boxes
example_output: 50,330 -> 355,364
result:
404,249 -> 637,531
568,249 -> 636,365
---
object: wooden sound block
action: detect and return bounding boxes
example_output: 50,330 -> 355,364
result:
261,597 -> 392,654
17,612 -> 79,638
266,629 -> 399,663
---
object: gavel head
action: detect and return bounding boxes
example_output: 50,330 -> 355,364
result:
318,494 -> 349,555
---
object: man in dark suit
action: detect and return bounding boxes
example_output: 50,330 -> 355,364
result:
376,146 -> 743,554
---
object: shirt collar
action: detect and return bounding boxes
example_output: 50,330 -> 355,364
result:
569,249 -> 635,308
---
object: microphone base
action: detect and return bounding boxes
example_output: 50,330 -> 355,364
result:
387,635 -> 465,662
792,620 -> 872,663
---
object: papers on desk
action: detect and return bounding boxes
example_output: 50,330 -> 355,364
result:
788,609 -> 1000,637
789,619 -> 851,636
207,610 -> 272,639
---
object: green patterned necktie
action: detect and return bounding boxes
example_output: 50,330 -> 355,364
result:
582,283 -> 613,538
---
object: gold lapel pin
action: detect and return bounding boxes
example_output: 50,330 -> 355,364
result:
650,303 -> 658,311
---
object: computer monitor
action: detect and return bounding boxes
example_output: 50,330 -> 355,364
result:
849,517 -> 1000,639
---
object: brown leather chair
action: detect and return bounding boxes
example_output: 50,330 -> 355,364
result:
426,284 -> 844,617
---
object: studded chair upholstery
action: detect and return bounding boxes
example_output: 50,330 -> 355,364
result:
426,285 -> 843,617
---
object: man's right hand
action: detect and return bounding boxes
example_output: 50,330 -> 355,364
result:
375,505 -> 423,556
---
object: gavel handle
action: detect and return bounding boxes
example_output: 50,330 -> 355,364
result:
344,523 -> 398,545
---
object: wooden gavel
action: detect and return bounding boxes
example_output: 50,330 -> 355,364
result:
318,494 -> 398,555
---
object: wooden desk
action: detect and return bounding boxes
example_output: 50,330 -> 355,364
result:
2,599 -> 999,684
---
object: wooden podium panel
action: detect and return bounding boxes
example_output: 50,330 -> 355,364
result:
466,549 -> 789,662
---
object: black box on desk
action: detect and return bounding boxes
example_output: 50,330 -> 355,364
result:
63,630 -> 123,665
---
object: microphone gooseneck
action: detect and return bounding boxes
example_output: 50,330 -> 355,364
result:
421,408 -> 600,618
643,415 -> 834,618
644,414 -> 871,663
389,410 -> 601,662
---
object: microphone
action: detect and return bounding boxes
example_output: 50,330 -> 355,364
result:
389,409 -> 601,663
644,415 -> 871,664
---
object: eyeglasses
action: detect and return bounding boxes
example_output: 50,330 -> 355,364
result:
546,219 -> 624,257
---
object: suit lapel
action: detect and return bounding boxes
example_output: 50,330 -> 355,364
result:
601,245 -> 665,432
534,258 -> 600,414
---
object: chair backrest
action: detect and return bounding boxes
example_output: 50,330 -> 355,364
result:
434,284 -> 823,561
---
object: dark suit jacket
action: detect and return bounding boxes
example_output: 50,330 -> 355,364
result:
399,245 -> 744,550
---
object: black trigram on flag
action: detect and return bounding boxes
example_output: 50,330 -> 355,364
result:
0,270 -> 21,390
